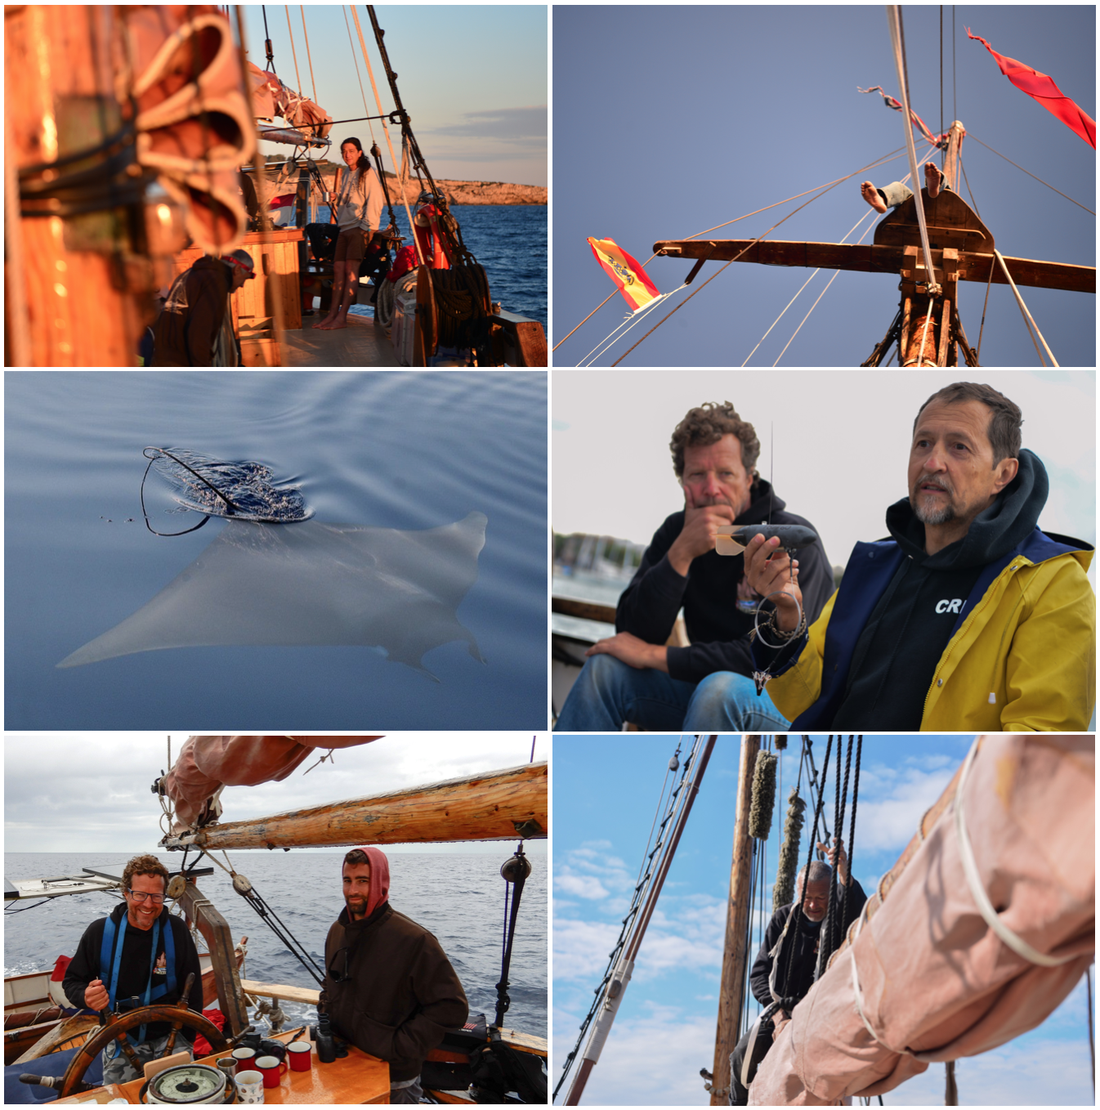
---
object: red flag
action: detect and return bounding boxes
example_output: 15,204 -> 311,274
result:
587,237 -> 660,312
268,193 -> 297,210
858,86 -> 948,148
968,29 -> 1096,148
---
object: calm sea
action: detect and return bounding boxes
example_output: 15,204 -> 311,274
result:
313,204 -> 547,328
5,371 -> 547,729
4,851 -> 547,1040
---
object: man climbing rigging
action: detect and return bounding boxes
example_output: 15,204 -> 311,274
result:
861,160 -> 944,213
728,838 -> 866,1105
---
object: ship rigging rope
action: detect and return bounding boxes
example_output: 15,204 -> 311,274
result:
608,147 -> 917,367
576,289 -> 684,367
887,6 -> 941,297
744,143 -> 941,366
781,736 -> 832,997
994,251 -> 1058,366
283,7 -> 303,100
299,5 -> 320,106
342,6 -> 376,141
553,736 -> 700,1100
554,148 -> 908,355
354,7 -> 428,271
197,847 -> 327,986
968,134 -> 1094,214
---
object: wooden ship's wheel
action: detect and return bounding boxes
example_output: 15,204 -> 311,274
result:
59,1004 -> 229,1099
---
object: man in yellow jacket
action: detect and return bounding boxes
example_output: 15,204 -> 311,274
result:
743,381 -> 1094,731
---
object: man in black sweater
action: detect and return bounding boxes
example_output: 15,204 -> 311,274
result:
555,401 -> 832,730
64,855 -> 203,1085
729,840 -> 866,1105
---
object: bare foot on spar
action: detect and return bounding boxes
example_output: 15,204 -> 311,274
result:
862,163 -> 943,213
861,181 -> 887,213
924,161 -> 943,197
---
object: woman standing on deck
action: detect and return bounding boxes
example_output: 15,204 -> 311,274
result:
315,137 -> 384,330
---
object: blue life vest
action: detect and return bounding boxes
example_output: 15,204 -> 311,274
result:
98,909 -> 178,1046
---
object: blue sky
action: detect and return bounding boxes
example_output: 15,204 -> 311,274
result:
239,5 -> 547,185
552,6 -> 1094,366
552,736 -> 1094,1104
552,369 -> 1096,574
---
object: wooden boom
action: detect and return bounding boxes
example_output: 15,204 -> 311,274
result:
174,762 -> 547,849
653,240 -> 1096,294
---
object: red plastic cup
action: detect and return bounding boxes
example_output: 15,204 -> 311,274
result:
287,1042 -> 312,1072
256,1055 -> 288,1088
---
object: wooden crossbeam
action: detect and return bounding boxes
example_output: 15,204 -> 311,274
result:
653,240 -> 1095,294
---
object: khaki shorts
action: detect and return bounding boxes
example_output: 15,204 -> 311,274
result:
334,228 -> 366,262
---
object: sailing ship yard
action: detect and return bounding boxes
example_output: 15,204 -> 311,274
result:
553,5 -> 1093,366
553,735 -> 1094,1105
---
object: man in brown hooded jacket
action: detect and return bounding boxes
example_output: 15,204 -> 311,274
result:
320,846 -> 468,1103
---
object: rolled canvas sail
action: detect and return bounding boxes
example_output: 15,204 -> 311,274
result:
165,736 -> 381,830
749,735 -> 1094,1105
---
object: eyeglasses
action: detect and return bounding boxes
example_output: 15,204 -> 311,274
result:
328,947 -> 351,984
126,889 -> 166,905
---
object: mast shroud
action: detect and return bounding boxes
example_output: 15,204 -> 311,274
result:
170,762 -> 547,849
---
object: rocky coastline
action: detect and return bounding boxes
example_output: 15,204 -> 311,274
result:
311,165 -> 545,205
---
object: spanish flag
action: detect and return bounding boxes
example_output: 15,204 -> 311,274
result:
587,238 -> 661,312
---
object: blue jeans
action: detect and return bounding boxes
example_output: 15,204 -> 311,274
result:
555,654 -> 790,732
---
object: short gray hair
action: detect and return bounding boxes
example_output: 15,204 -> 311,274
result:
797,861 -> 832,886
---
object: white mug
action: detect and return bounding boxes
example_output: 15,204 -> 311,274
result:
236,1070 -> 265,1104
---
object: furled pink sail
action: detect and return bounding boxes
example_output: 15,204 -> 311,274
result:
750,735 -> 1094,1105
164,736 -> 382,831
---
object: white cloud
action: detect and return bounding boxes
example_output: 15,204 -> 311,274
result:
555,873 -> 609,900
881,1037 -> 1093,1105
844,762 -> 958,854
553,1006 -> 719,1105
553,917 -> 623,983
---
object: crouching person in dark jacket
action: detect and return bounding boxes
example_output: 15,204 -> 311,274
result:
728,839 -> 866,1105
320,847 -> 468,1103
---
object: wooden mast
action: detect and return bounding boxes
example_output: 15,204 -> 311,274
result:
171,762 -> 547,850
5,6 -> 163,366
710,735 -> 760,1106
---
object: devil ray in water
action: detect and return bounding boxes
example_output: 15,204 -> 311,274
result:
57,450 -> 488,678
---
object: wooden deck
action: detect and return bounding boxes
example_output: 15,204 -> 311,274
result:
282,313 -> 401,367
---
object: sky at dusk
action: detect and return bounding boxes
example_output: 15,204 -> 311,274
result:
552,5 -> 1094,366
239,5 -> 547,186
